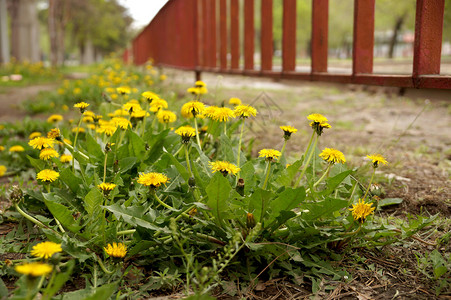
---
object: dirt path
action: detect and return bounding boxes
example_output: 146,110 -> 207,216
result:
166,68 -> 451,216
0,83 -> 58,122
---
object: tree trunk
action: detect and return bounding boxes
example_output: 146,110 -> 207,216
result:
48,0 -> 66,66
388,13 -> 406,59
0,0 -> 10,63
9,0 -> 40,62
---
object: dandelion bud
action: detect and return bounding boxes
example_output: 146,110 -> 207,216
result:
113,159 -> 119,173
246,212 -> 256,229
236,178 -> 244,196
145,143 -> 150,151
188,177 -> 196,188
9,185 -> 23,204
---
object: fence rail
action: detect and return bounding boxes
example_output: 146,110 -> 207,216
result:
131,0 -> 451,89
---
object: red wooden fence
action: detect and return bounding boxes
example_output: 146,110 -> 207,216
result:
131,0 -> 451,89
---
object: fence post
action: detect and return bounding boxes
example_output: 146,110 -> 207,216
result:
231,0 -> 240,69
413,0 -> 445,79
282,0 -> 296,72
353,0 -> 375,75
261,0 -> 273,71
244,0 -> 255,70
220,0 -> 228,69
311,0 -> 328,73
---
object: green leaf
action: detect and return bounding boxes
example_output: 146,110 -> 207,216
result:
303,197 -> 349,220
166,152 -> 190,182
43,260 -> 75,299
275,159 -> 303,187
0,278 -> 8,299
44,197 -> 82,233
218,134 -> 236,162
119,157 -> 137,174
378,198 -> 403,208
127,130 -> 146,159
104,202 -> 168,233
434,266 -> 448,279
84,132 -> 103,161
27,155 -> 45,171
84,187 -> 103,216
267,187 -> 305,228
248,188 -> 275,225
59,168 -> 84,194
206,172 -> 232,226
319,170 -> 352,196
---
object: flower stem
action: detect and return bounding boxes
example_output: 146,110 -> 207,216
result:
296,135 -> 318,187
116,229 -> 136,235
96,256 -> 114,275
262,161 -> 272,190
63,140 -> 89,159
312,163 -> 332,188
362,168 -> 376,201
72,115 -> 83,171
141,102 -> 149,136
15,203 -> 61,236
154,192 -> 185,215
193,117 -> 202,150
103,152 -> 108,183
279,139 -> 288,161
174,144 -> 184,157
236,120 -> 245,179
184,144 -> 192,177
54,218 -> 65,233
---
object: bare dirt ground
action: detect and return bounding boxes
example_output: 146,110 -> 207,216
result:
1,75 -> 450,299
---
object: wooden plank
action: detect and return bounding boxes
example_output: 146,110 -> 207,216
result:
311,0 -> 328,73
353,0 -> 375,74
244,0 -> 255,70
413,0 -> 445,76
282,0 -> 296,72
261,0 -> 273,71
219,0 -> 227,69
230,0 -> 240,69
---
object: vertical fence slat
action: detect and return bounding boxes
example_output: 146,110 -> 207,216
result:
201,0 -> 209,67
244,0 -> 254,70
261,0 -> 273,71
282,0 -> 296,72
311,0 -> 328,73
413,0 -> 445,77
219,0 -> 227,69
353,0 -> 375,74
210,0 -> 217,67
230,0 -> 240,69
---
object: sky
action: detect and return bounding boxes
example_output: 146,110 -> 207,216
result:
118,0 -> 169,29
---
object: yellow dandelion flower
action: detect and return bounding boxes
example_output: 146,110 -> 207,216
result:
142,91 -> 159,102
210,161 -> 240,175
9,145 -> 25,153
234,105 -> 257,118
280,125 -> 298,140
97,122 -> 117,136
30,241 -> 62,259
39,148 -> 59,161
160,74 -> 167,81
36,169 -> 59,183
123,101 -> 142,113
175,125 -> 196,143
60,154 -> 72,163
47,114 -> 63,123
195,80 -> 206,88
116,86 -> 131,95
113,109 -> 129,117
29,137 -> 55,150
47,128 -> 61,140
349,198 -> 375,222
104,242 -> 127,258
98,182 -> 117,195
308,113 -> 331,136
319,148 -> 346,164
137,172 -> 169,189
82,116 -> 94,123
259,149 -> 281,161
229,97 -> 242,106
73,87 -> 81,95
210,107 -> 235,122
181,101 -> 205,118
157,110 -> 177,124
130,109 -> 149,119
62,104 -> 69,111
28,132 -> 42,140
74,102 -> 89,113
15,262 -> 52,277
0,146 -> 4,151
0,165 -> 7,177
71,127 -> 85,133
366,154 -> 388,168
187,87 -> 199,95
111,117 -> 131,130
149,99 -> 168,112
83,110 -> 95,117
